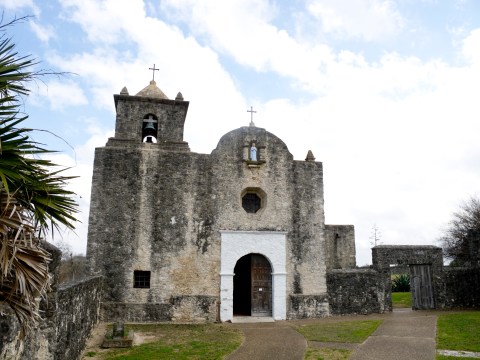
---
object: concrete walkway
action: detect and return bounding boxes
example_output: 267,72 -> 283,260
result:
350,309 -> 437,360
226,309 -> 437,360
226,321 -> 307,360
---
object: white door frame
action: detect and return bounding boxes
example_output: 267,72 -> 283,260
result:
219,231 -> 287,322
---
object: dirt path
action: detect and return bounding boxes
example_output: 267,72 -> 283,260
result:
80,322 -> 108,359
81,323 -> 157,359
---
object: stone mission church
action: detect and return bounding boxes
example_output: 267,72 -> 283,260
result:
86,78 -> 356,323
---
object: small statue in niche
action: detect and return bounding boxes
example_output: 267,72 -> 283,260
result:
250,142 -> 258,161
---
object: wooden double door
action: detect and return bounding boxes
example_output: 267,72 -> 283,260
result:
233,254 -> 272,316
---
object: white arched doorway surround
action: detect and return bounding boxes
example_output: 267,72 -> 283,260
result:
220,230 -> 287,322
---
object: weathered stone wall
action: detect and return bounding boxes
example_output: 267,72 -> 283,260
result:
102,303 -> 172,323
372,245 -> 444,269
327,269 -> 386,315
88,93 -> 331,320
288,295 -> 329,319
372,245 -> 445,310
54,276 -> 103,360
444,267 -> 480,308
325,225 -> 356,270
0,303 -> 24,360
1,242 -> 103,360
289,160 -> 327,296
211,126 -> 328,297
87,146 -> 220,319
1,241 -> 61,360
389,265 -> 409,275
102,295 -> 218,323
113,94 -> 189,146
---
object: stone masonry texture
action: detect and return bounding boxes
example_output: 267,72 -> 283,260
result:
325,225 -> 356,270
0,242 -> 103,360
86,83 -> 357,321
327,269 -> 386,315
54,277 -> 103,360
444,267 -> 480,308
372,245 -> 445,311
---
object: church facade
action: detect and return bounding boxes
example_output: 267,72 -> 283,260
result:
86,80 -> 356,322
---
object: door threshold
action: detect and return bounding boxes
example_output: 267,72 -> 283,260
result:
231,316 -> 274,323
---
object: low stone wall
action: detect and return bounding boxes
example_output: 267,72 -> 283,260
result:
0,303 -> 24,360
102,302 -> 172,323
0,276 -> 103,360
444,267 -> 480,308
54,276 -> 103,360
327,269 -> 386,315
102,295 -> 218,323
288,294 -> 330,319
171,295 -> 218,322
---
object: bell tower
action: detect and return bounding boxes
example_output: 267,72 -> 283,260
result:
107,80 -> 190,151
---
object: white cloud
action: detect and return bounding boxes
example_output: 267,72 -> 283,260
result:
29,21 -> 55,42
160,0 -> 337,93
58,0 -> 143,44
306,0 -> 404,42
462,28 -> 480,65
253,34 -> 480,264
30,0 -> 480,266
46,122 -> 114,255
30,80 -> 88,110
0,0 -> 40,15
50,0 -> 248,152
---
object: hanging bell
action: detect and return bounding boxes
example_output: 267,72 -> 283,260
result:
143,121 -> 156,137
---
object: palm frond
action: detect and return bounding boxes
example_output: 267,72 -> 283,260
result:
0,19 -> 78,328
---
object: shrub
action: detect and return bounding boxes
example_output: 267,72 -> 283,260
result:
392,274 -> 410,292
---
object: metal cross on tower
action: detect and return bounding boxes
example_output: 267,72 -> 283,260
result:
149,64 -> 159,81
247,106 -> 256,127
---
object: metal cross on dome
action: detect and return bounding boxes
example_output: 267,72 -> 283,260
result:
247,106 -> 256,127
149,64 -> 159,81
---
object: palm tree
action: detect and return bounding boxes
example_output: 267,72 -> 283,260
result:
0,18 -> 78,327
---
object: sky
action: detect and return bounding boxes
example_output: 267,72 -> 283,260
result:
2,0 -> 480,265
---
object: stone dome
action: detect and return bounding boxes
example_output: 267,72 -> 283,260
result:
135,80 -> 169,99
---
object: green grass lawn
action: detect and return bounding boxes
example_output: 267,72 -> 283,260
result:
436,312 -> 480,354
436,356 -> 480,360
392,292 -> 412,308
98,324 -> 243,360
297,320 -> 382,343
304,347 -> 351,360
297,320 -> 382,360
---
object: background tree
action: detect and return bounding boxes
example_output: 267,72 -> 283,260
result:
0,18 -> 78,327
54,240 -> 87,284
369,223 -> 383,247
440,197 -> 480,267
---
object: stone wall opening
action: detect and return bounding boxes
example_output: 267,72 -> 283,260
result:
372,245 -> 444,311
241,188 -> 266,214
133,270 -> 151,288
220,231 -> 286,322
233,253 -> 272,317
142,114 -> 158,143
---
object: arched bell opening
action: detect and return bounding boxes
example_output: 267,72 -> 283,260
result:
142,114 -> 158,143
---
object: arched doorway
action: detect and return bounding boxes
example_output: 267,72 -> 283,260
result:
233,253 -> 272,317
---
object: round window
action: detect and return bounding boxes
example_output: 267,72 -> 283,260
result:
241,188 -> 266,213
